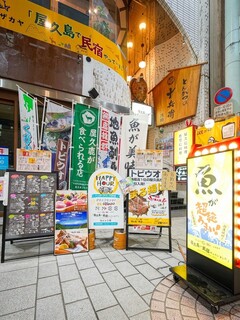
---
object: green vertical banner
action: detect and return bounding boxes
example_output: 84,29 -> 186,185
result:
70,104 -> 99,190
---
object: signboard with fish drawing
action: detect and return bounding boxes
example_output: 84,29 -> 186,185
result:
126,169 -> 172,252
187,150 -> 233,269
127,169 -> 170,227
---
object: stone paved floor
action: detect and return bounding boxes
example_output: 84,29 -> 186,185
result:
0,213 -> 240,319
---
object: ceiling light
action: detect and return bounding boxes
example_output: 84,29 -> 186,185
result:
139,22 -> 146,30
139,60 -> 146,68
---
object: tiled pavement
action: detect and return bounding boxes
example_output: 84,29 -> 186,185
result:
0,213 -> 240,320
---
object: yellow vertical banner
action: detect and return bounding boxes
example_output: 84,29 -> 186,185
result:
152,64 -> 202,126
0,0 -> 126,77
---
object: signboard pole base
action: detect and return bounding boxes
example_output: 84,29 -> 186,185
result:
170,264 -> 240,314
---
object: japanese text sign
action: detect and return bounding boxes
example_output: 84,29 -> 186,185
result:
152,64 -> 201,126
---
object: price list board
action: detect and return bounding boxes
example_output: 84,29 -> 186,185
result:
4,171 -> 57,240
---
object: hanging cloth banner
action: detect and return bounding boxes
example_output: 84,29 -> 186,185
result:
118,114 -> 149,178
151,63 -> 203,126
70,103 -> 100,190
98,107 -> 122,171
41,99 -> 72,153
18,87 -> 38,150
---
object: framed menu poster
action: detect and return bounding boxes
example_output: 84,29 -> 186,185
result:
4,171 -> 57,240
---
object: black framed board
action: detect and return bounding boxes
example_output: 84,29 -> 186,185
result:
1,171 -> 58,262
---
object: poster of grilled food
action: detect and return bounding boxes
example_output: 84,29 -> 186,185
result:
54,190 -> 88,255
127,169 -> 170,227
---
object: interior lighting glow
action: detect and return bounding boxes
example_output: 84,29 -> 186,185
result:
236,150 -> 240,157
236,173 -> 240,180
229,142 -> 238,149
45,21 -> 52,29
204,118 -> 215,129
210,147 -> 217,153
202,148 -> 209,155
139,60 -> 146,68
139,22 -> 146,30
127,41 -> 133,48
194,151 -> 201,156
127,75 -> 132,82
219,145 -> 227,152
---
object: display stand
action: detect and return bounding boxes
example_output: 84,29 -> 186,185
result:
170,139 -> 240,313
126,168 -> 172,252
170,264 -> 240,314
1,171 -> 57,263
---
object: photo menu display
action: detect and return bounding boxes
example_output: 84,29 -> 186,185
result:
6,172 -> 57,240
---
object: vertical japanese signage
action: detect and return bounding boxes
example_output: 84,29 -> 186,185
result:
98,108 -> 121,171
127,169 -> 170,227
174,126 -> 195,165
119,114 -> 148,178
18,87 -> 38,150
54,139 -> 69,190
88,168 -> 124,229
187,151 -> 233,269
153,64 -> 201,126
54,190 -> 88,255
70,103 -> 99,190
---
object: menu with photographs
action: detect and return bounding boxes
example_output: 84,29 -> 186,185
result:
5,171 -> 57,240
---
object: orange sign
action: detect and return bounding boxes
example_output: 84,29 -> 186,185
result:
152,64 -> 202,126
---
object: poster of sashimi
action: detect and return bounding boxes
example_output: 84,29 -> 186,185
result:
70,103 -> 100,190
127,169 -> 170,227
118,114 -> 148,178
187,150 -> 233,269
98,107 -> 121,171
54,190 -> 88,255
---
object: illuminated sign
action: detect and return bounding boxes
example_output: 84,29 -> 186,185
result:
174,126 -> 195,165
187,150 -> 233,269
131,102 -> 153,126
0,0 -> 125,77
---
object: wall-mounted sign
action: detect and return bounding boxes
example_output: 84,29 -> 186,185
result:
0,0 -> 125,78
0,147 -> 9,170
196,115 -> 240,145
174,126 -> 195,165
16,149 -> 52,172
152,64 -> 202,126
214,102 -> 233,119
187,151 -> 233,269
175,165 -> 187,182
88,168 -> 124,229
214,87 -> 233,105
135,149 -> 163,170
131,102 -> 153,126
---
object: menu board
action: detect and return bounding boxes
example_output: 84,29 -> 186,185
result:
88,168 -> 124,229
5,171 -> 57,240
127,169 -> 170,227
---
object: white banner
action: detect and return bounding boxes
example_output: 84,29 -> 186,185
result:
118,114 -> 148,178
18,87 -> 38,150
41,99 -> 72,153
98,107 -> 122,171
